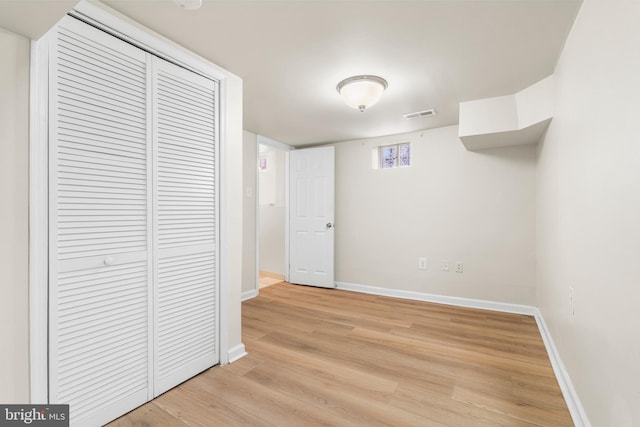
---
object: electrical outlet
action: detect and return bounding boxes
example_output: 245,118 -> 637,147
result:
455,262 -> 463,273
442,260 -> 450,272
569,286 -> 575,315
418,257 -> 427,270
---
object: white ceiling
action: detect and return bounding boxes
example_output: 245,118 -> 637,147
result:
0,0 -> 582,147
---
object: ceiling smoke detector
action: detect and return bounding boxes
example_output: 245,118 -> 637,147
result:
174,0 -> 203,10
403,109 -> 436,119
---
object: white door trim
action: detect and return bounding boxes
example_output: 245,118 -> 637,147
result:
284,152 -> 290,283
254,140 -> 260,296
257,134 -> 294,152
29,0 -> 233,402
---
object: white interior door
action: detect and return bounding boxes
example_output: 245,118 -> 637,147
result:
152,56 -> 219,396
48,17 -> 152,426
289,146 -> 335,288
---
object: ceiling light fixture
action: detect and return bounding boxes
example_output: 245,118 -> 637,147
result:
174,0 -> 203,11
336,75 -> 388,112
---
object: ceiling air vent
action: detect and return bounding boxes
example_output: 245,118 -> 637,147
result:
403,109 -> 436,119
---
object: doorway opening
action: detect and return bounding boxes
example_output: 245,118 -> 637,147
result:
257,142 -> 287,289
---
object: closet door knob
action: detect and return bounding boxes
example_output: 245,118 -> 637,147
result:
104,256 -> 114,266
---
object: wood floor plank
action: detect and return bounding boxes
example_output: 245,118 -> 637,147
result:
241,359 -> 439,427
245,338 -> 400,397
390,383 -> 542,427
107,401 -> 190,427
108,283 -> 573,427
154,380 -> 267,427
186,368 -> 357,427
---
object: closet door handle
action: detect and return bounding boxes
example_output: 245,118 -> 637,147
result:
104,256 -> 115,266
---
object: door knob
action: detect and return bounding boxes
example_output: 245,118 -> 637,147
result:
326,223 -> 333,229
104,256 -> 114,266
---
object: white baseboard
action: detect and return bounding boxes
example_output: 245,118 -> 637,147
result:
227,343 -> 247,364
533,310 -> 591,427
242,289 -> 259,301
335,281 -> 537,315
335,281 -> 589,427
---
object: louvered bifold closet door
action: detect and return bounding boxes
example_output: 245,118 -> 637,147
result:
152,57 -> 219,396
49,17 -> 152,426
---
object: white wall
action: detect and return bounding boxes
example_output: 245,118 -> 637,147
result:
242,130 -> 257,295
460,76 -> 555,138
537,1 -> 640,425
334,125 -> 537,305
459,95 -> 518,137
0,27 -> 30,403
515,75 -> 554,129
258,145 -> 286,275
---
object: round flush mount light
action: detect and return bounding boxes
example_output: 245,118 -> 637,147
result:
336,75 -> 388,112
174,0 -> 203,10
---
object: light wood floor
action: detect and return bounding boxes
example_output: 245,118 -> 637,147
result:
258,270 -> 284,289
108,283 -> 573,426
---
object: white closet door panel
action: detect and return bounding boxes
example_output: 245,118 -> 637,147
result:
49,17 -> 151,426
153,57 -> 219,396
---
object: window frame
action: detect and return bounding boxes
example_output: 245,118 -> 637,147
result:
379,142 -> 411,169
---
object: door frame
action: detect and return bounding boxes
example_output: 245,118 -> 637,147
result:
253,135 -> 294,297
29,0 -> 235,403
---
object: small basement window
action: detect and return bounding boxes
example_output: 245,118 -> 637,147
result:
379,143 -> 411,168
